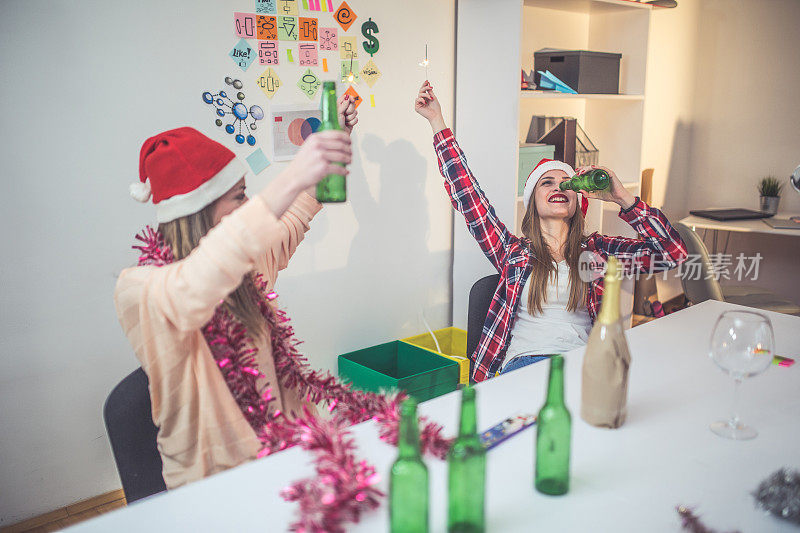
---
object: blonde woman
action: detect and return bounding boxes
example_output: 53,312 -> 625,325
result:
115,98 -> 357,488
414,81 -> 687,381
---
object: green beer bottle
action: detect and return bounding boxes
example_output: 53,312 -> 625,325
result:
390,398 -> 429,533
559,168 -> 611,192
535,355 -> 571,496
315,81 -> 347,202
447,387 -> 485,533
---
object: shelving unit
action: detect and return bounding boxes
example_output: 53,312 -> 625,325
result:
453,0 -> 653,329
520,91 -> 645,100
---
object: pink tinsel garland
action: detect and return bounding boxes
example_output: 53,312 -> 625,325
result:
134,227 -> 452,532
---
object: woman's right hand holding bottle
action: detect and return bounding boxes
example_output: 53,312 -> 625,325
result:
262,130 -> 351,216
415,81 -> 447,134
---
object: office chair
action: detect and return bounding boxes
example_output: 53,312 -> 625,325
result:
103,367 -> 167,503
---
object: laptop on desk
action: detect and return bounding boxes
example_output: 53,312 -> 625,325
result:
689,208 -> 772,221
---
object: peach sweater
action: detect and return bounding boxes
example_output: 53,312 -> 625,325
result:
114,191 -> 321,489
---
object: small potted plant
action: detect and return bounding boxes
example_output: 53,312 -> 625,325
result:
757,176 -> 783,215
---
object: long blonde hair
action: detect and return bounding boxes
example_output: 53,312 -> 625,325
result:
520,194 -> 587,315
158,204 -> 266,338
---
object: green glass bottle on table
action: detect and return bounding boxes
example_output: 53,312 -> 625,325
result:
535,355 -> 571,496
315,81 -> 347,203
447,386 -> 485,533
559,168 -> 611,192
390,398 -> 429,533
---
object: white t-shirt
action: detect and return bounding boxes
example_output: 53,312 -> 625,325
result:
503,260 -> 592,370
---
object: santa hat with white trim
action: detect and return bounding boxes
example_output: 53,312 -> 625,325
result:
522,158 -> 588,217
131,127 -> 247,223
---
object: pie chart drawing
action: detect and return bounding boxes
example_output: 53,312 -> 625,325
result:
287,117 -> 322,146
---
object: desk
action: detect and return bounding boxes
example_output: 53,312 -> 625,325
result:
70,301 -> 800,533
679,214 -> 800,254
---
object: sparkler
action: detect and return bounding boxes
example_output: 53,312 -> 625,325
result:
418,44 -> 429,79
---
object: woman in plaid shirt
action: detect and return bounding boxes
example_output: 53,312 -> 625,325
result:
415,82 -> 688,382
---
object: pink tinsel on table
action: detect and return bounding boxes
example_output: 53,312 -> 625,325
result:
134,227 -> 453,532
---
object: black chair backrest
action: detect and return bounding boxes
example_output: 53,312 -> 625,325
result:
466,274 -> 501,381
103,367 -> 166,503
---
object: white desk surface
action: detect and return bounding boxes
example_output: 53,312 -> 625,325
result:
679,214 -> 800,237
70,301 -> 800,533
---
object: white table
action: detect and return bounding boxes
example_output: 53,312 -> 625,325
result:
70,300 -> 800,532
679,214 -> 800,255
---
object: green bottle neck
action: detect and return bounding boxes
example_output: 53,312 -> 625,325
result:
458,393 -> 477,437
398,408 -> 422,459
545,359 -> 565,406
320,83 -> 339,128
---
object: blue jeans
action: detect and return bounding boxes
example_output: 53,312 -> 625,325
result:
499,354 -> 550,375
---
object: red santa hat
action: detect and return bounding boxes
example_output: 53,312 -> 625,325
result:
131,127 -> 247,223
522,158 -> 588,217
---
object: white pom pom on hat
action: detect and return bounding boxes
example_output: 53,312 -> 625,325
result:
129,179 -> 152,203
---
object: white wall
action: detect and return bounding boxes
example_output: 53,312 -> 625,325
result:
0,0 -> 454,524
643,0 -> 800,304
452,0 -> 522,328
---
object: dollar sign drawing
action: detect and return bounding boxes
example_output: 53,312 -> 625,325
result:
361,18 -> 379,57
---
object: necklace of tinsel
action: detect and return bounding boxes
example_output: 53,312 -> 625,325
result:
134,227 -> 452,533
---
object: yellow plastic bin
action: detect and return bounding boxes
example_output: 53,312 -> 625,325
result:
401,327 -> 470,384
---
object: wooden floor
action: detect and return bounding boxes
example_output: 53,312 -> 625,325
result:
2,490 -> 126,533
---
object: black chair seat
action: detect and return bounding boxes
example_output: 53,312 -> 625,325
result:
466,274 -> 500,382
103,367 -> 166,503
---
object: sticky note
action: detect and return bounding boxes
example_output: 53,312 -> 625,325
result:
287,49 -> 294,62
257,15 -> 277,40
370,94 -> 375,107
277,0 -> 298,16
297,68 -> 321,99
258,40 -> 279,65
340,60 -> 360,83
344,85 -> 362,108
234,12 -> 258,39
246,148 -> 272,174
255,0 -> 276,14
230,39 -> 256,71
257,67 -> 281,99
299,17 -> 318,41
278,16 -> 298,40
334,1 -> 357,32
298,42 -> 318,66
326,0 -> 333,11
302,0 -> 309,9
339,36 -> 357,60
319,27 -> 338,51
322,58 -> 328,72
360,58 -> 381,87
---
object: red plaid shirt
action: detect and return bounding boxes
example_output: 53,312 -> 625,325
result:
434,128 -> 688,382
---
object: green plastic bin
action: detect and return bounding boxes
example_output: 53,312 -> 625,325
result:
338,341 -> 459,402
401,327 -> 470,385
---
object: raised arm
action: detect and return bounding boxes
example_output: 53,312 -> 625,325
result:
255,192 -> 322,288
592,197 -> 688,273
577,165 -> 687,272
416,81 -> 517,271
115,130 -> 351,333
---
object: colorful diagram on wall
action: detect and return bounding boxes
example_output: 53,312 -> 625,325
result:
203,77 -> 265,145
270,105 -> 321,161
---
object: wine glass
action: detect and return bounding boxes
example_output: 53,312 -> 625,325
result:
709,310 -> 775,440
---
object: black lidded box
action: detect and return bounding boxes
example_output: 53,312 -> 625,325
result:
534,49 -> 622,94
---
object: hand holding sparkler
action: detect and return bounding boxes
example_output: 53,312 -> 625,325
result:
414,81 -> 446,134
